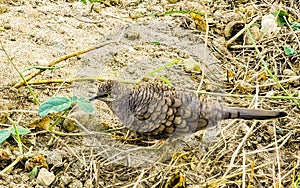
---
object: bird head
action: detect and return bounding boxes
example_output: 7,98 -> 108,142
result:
89,80 -> 115,102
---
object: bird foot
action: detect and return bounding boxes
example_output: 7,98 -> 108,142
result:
142,139 -> 168,148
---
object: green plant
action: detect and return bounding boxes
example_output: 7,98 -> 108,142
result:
38,96 -> 94,117
0,126 -> 30,145
1,44 -> 40,105
80,0 -> 100,4
283,46 -> 298,56
274,10 -> 289,26
38,96 -> 95,131
274,9 -> 300,31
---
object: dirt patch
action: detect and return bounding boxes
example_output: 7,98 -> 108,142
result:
0,0 -> 299,187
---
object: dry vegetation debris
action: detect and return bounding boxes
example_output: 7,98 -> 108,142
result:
0,0 -> 299,187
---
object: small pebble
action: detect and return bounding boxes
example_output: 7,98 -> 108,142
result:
69,179 -> 83,188
84,179 -> 93,188
36,168 -> 55,186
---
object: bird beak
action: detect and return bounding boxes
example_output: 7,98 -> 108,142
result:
89,95 -> 114,102
89,95 -> 99,101
89,92 -> 109,101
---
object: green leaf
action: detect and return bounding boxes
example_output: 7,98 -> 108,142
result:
165,10 -> 191,15
152,41 -> 160,45
23,66 -> 62,72
81,0 -> 99,3
80,0 -> 87,4
158,76 -> 173,86
76,98 -> 95,114
290,22 -> 300,31
283,46 -> 298,56
146,59 -> 179,77
295,173 -> 300,186
38,97 -> 72,116
28,166 -> 38,178
0,129 -> 11,144
8,126 -> 31,135
274,10 -> 289,26
71,96 -> 78,101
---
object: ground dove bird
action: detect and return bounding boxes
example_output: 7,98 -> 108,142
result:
90,80 -> 287,139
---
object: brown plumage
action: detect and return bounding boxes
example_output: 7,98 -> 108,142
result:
90,80 -> 287,139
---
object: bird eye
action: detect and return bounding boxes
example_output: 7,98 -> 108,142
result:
102,93 -> 109,98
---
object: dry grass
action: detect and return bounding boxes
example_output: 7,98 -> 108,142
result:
0,0 -> 299,187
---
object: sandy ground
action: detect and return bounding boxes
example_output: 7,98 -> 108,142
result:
0,0 -> 299,187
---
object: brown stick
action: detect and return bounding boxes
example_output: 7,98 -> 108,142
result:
13,41 -> 117,89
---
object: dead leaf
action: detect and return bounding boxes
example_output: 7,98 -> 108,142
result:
29,117 -> 51,130
190,12 -> 206,31
165,170 -> 186,188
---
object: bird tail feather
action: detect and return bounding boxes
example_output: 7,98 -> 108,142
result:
224,108 -> 287,120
